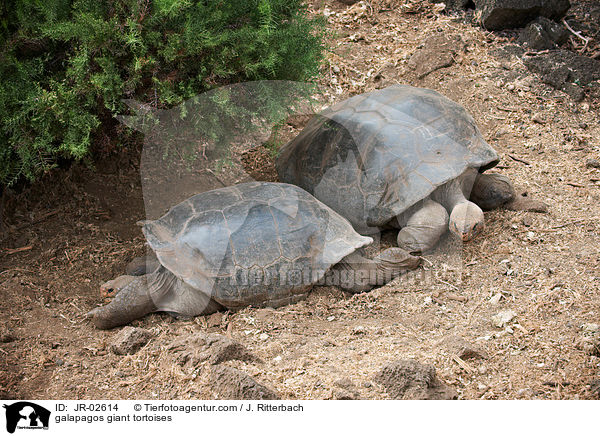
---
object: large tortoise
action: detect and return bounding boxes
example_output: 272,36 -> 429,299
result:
276,85 -> 515,254
88,182 -> 420,329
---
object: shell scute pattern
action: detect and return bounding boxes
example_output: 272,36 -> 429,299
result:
276,85 -> 499,231
142,182 -> 372,308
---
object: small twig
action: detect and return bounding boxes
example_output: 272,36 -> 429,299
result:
551,217 -> 598,229
419,256 -> 433,267
58,313 -> 76,324
203,169 -> 227,187
446,292 -> 468,303
497,106 -> 519,112
452,354 -> 475,374
562,19 -> 589,51
522,49 -> 550,57
508,154 -> 531,166
13,210 -> 59,231
566,182 -> 584,188
436,276 -> 460,291
5,245 -> 32,255
431,295 -> 444,305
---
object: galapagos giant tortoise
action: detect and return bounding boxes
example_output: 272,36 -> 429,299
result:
276,85 -> 516,254
88,182 -> 420,329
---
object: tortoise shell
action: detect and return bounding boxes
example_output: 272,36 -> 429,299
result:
142,182 -> 372,309
276,85 -> 499,233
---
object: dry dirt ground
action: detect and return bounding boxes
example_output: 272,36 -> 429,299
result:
1,0 -> 600,400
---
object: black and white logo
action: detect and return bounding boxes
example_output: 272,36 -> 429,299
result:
3,402 -> 50,433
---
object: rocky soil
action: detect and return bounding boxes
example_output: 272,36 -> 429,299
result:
1,0 -> 599,400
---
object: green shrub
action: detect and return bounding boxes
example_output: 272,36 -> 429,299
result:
0,0 -> 326,186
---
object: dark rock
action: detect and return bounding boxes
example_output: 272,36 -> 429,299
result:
518,17 -> 569,50
168,332 -> 257,367
561,83 -> 585,102
374,359 -> 458,400
586,159 -> 600,169
334,377 -> 356,390
0,326 -> 15,343
441,336 -> 489,360
333,388 -> 360,400
476,0 -> 571,30
407,34 -> 466,79
110,327 -> 152,355
210,365 -> 280,400
207,336 -> 258,365
577,324 -> 600,356
523,50 -> 600,94
333,378 -> 360,399
589,379 -> 600,398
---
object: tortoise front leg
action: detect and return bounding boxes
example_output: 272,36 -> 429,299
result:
432,170 -> 484,241
396,199 -> 449,255
333,248 -> 421,293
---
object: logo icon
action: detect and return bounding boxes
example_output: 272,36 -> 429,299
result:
3,402 -> 50,433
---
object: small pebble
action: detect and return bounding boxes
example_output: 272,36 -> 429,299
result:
352,325 -> 367,335
491,309 -> 517,328
489,293 -> 502,305
327,316 -> 336,322
531,112 -> 546,124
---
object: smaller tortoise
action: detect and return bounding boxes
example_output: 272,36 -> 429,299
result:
88,182 -> 420,329
277,85 -> 517,254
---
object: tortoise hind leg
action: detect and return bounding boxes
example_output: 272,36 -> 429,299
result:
469,173 -> 515,211
396,200 -> 449,255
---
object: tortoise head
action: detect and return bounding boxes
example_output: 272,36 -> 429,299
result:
449,201 -> 484,242
100,275 -> 138,299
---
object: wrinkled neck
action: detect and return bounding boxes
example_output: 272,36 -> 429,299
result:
147,266 -> 177,298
